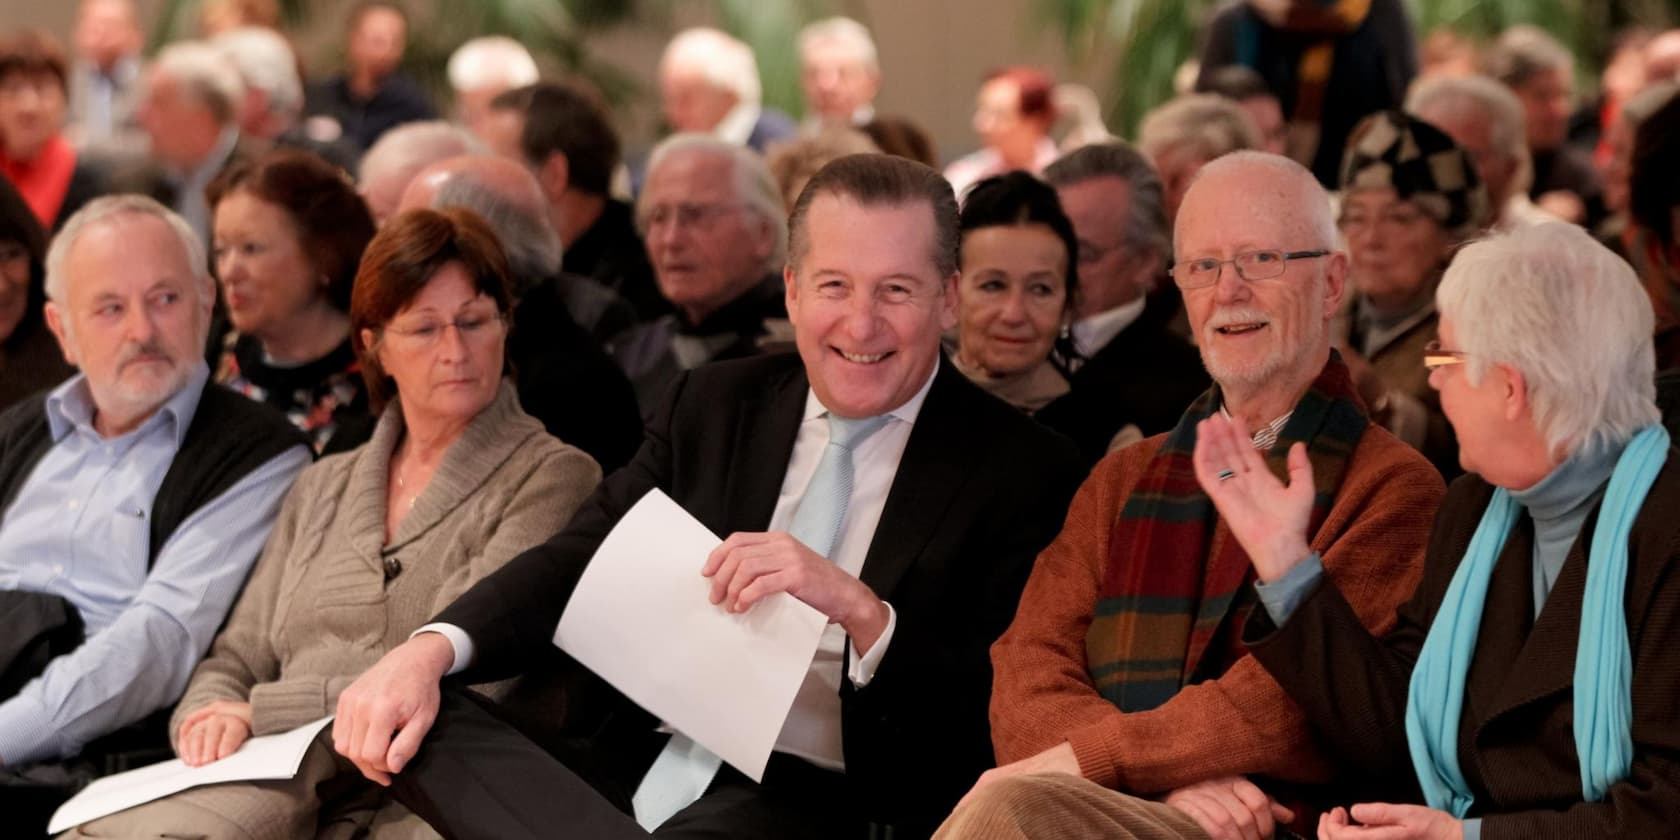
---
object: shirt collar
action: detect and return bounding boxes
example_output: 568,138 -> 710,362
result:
45,361 -> 210,447
1071,296 -> 1148,356
715,101 -> 763,147
802,356 -> 940,426
180,127 -> 239,185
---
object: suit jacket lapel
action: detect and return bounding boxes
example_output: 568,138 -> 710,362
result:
859,361 -> 977,601
1479,519 -> 1592,730
724,364 -> 807,534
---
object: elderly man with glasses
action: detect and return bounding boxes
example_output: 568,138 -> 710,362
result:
609,133 -> 789,413
937,152 -> 1446,840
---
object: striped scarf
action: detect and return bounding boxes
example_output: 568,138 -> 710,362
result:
1085,353 -> 1368,711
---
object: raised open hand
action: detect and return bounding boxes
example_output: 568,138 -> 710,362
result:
1191,414 -> 1315,582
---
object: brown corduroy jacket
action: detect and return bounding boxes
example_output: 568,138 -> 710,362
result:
1247,461 -> 1680,840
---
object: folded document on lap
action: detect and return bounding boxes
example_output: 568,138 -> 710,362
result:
47,716 -> 334,834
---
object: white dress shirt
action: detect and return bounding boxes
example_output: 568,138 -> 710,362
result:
1071,296 -> 1148,360
421,362 -> 941,772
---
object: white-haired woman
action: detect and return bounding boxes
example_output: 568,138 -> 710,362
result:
1194,221 -> 1680,838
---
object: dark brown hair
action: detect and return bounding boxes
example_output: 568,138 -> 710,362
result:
350,207 -> 513,410
787,153 -> 958,278
0,177 -> 47,350
0,30 -> 68,93
207,149 -> 376,312
492,81 -> 621,197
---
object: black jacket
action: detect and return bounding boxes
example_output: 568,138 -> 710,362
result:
434,353 -> 1085,836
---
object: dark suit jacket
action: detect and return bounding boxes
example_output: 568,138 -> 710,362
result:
434,353 -> 1086,836
746,108 -> 799,154
1036,299 -> 1209,466
506,277 -> 644,474
1245,466 -> 1680,839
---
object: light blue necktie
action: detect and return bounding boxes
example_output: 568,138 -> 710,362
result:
631,412 -> 890,830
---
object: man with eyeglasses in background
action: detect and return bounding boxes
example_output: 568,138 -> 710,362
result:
608,134 -> 789,413
937,151 -> 1444,840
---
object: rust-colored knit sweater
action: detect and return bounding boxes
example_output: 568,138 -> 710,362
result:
990,425 -> 1443,795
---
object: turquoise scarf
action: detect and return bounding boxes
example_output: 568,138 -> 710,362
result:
1405,425 -> 1669,815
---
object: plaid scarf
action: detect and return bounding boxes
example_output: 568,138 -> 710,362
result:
1085,353 -> 1368,712
1239,0 -> 1375,172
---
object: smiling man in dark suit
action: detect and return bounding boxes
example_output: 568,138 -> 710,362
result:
330,153 -> 1086,840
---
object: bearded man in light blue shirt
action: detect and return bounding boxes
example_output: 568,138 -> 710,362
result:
0,196 -> 308,795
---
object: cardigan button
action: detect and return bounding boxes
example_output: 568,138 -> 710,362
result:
383,557 -> 403,581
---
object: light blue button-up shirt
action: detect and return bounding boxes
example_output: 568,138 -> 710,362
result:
0,364 -> 309,766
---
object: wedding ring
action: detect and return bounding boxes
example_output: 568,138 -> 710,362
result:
1216,469 -> 1237,482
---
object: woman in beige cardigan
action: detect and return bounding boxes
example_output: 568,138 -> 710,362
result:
66,209 -> 603,839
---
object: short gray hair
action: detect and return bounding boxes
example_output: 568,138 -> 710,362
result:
1437,221 -> 1659,456
640,133 -> 787,275
1406,74 -> 1529,168
660,27 -> 760,107
798,17 -> 878,73
358,121 -> 483,190
447,36 -> 539,92
46,194 -> 212,306
1137,94 -> 1259,163
430,173 -> 561,291
1044,141 -> 1170,264
211,26 -> 302,121
1486,24 -> 1574,88
150,40 -> 244,125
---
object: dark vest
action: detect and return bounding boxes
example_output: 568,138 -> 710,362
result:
0,381 -> 308,567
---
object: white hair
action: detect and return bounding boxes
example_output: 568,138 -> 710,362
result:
46,194 -> 213,308
211,26 -> 303,121
660,27 -> 761,107
798,17 -> 878,73
447,36 -> 539,93
150,40 -> 245,126
1438,222 -> 1659,456
1181,150 -> 1338,250
358,121 -> 483,190
640,133 -> 786,275
1406,74 -> 1531,182
1138,93 -> 1259,163
430,170 -> 562,285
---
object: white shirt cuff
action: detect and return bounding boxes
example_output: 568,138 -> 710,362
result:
411,623 -> 474,676
847,603 -> 896,688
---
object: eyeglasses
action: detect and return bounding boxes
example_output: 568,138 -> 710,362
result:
1169,249 -> 1329,289
1423,340 -> 1469,371
638,202 -> 743,232
383,311 -> 505,349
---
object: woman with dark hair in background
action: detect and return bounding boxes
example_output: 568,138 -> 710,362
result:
0,176 -> 72,410
951,171 -> 1080,414
209,148 -> 378,453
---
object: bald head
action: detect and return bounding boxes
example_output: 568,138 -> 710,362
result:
1176,151 -> 1337,253
398,154 -> 544,215
398,154 -> 561,288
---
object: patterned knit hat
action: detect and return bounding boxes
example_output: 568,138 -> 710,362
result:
1339,110 -> 1490,239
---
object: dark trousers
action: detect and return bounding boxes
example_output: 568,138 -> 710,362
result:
391,689 -> 866,840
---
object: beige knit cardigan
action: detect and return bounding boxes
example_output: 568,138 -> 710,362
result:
170,380 -> 602,743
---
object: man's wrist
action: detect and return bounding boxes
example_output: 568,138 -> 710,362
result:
408,632 -> 459,679
841,587 -> 890,654
1255,539 -> 1313,583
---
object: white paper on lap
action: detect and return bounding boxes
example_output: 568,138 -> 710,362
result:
553,489 -> 827,782
47,716 -> 334,834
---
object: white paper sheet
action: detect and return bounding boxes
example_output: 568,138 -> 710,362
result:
47,716 -> 334,834
553,489 -> 827,782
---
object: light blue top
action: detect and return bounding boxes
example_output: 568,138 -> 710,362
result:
1257,441 -> 1632,840
0,364 -> 308,765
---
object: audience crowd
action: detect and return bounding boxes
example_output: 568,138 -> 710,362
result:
3,2 -> 1680,838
